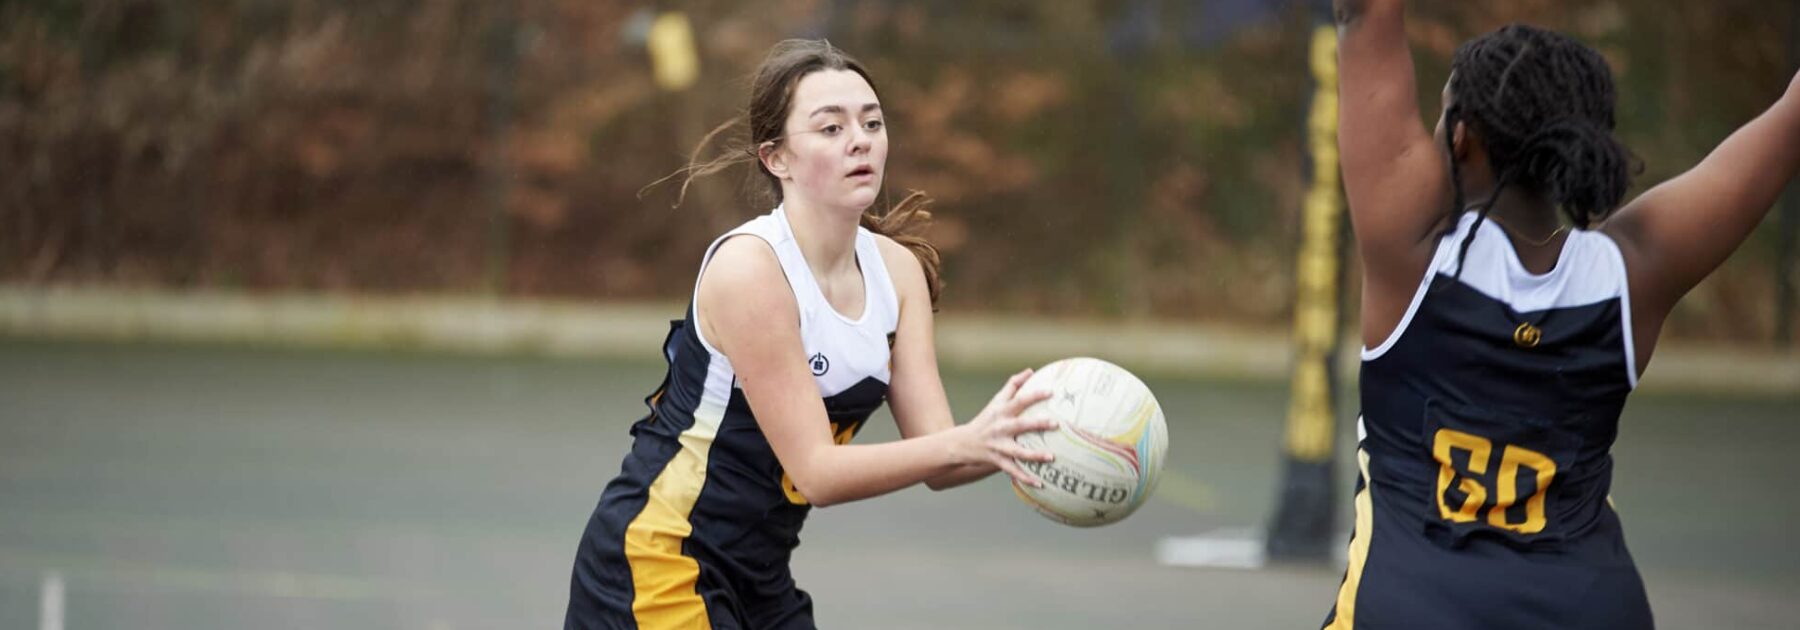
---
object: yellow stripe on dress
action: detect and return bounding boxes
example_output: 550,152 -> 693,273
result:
623,401 -> 724,628
1326,448 -> 1375,630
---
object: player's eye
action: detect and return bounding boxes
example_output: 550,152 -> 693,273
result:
863,119 -> 884,132
820,124 -> 843,136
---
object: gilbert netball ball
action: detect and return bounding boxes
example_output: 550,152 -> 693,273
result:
1012,357 -> 1168,527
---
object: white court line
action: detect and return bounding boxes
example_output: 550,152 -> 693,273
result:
1155,528 -> 1268,569
40,570 -> 63,630
1155,527 -> 1351,570
3,549 -> 427,602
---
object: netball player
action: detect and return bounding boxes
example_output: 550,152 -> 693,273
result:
565,39 -> 1059,629
1326,0 -> 1799,627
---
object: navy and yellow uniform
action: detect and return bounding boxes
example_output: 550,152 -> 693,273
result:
566,206 -> 899,629
1325,213 -> 1654,629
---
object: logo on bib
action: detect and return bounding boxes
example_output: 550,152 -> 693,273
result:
1513,322 -> 1542,348
809,353 -> 830,376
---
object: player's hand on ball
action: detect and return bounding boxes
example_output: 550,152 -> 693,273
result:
963,368 -> 1059,487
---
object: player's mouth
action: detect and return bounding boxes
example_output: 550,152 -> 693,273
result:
846,165 -> 876,181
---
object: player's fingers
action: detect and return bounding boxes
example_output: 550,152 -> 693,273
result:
997,416 -> 1057,440
996,441 -> 1054,462
1005,368 -> 1033,393
1004,388 -> 1052,417
1017,415 -> 1060,433
990,368 -> 1033,405
996,458 -> 1043,488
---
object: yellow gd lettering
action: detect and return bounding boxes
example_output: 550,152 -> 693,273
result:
1433,429 -> 1491,523
1432,428 -> 1558,534
1489,445 -> 1556,534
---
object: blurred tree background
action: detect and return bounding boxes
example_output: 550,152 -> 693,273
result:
2,0 -> 1796,343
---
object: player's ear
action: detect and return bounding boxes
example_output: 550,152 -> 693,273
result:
759,140 -> 791,180
1452,121 -> 1471,161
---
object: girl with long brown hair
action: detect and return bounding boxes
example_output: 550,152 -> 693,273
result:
564,39 -> 1057,629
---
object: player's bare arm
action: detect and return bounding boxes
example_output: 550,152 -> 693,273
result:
1334,0 -> 1456,349
1604,70 -> 1800,366
875,234 -> 1052,491
700,236 -> 1051,506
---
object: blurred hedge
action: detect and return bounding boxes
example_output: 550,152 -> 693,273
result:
2,0 -> 1795,342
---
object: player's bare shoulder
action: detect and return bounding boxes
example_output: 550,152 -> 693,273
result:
696,233 -> 796,344
871,232 -> 929,301
702,233 -> 784,289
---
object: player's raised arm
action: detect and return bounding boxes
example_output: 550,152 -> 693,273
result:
1335,0 -> 1451,257
1605,70 -> 1800,321
1334,0 -> 1456,346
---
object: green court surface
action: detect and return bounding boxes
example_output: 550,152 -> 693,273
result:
1,339 -> 1795,628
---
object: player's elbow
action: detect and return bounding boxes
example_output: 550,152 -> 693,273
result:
800,486 -> 842,508
786,470 -> 842,508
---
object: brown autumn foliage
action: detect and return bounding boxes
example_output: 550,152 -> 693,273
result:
1,0 -> 1795,343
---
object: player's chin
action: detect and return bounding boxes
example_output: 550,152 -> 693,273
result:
842,187 -> 879,210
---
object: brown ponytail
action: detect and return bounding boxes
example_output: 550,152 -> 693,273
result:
861,191 -> 943,308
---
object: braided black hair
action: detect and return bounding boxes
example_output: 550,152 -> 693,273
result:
1443,24 -> 1635,277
